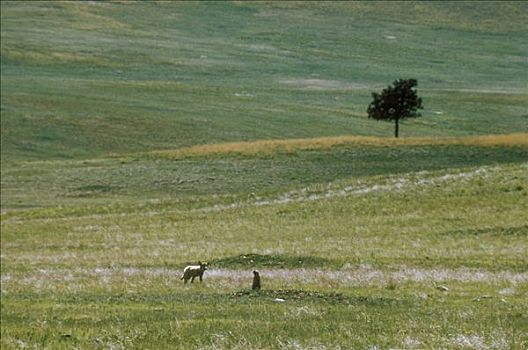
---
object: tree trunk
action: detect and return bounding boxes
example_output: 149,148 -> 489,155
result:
394,118 -> 399,138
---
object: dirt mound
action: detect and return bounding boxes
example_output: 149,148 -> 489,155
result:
231,289 -> 399,306
212,254 -> 335,269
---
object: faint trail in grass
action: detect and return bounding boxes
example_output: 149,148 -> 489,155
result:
2,163 -> 525,223
198,164 -> 510,213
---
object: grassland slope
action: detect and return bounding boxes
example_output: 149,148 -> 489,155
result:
1,1 -> 527,161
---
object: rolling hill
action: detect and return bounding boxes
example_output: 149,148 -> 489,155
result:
1,1 -> 527,161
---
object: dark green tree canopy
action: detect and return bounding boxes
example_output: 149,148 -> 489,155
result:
367,78 -> 423,138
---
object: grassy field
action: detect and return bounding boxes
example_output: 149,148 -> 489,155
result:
2,1 -> 527,161
2,156 -> 527,349
1,1 -> 528,349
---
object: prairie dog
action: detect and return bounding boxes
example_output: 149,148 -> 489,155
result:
252,270 -> 261,290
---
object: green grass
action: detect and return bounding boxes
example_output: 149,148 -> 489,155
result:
2,143 -> 527,212
1,1 -> 528,349
2,1 -> 527,161
2,160 -> 528,348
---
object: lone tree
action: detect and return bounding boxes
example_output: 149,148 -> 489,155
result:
367,78 -> 423,138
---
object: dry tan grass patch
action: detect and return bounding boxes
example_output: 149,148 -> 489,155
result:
2,48 -> 120,68
61,2 -> 130,30
153,133 -> 528,160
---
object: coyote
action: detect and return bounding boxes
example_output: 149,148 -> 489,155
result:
181,261 -> 208,284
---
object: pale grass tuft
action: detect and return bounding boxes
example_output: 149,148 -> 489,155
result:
450,333 -> 510,350
277,338 -> 335,350
498,287 -> 515,296
198,333 -> 253,350
285,306 -> 323,319
452,334 -> 488,350
402,336 -> 422,349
